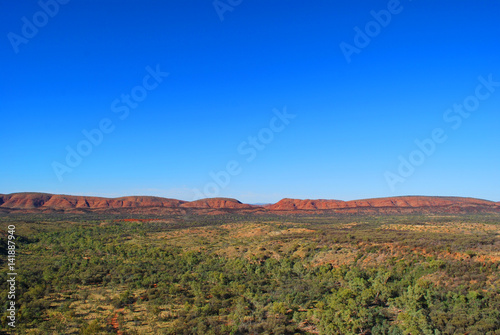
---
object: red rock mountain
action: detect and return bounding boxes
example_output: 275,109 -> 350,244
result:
0,193 -> 498,214
266,196 -> 496,211
0,193 -> 184,209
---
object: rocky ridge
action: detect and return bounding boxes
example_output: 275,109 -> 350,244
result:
0,192 -> 498,214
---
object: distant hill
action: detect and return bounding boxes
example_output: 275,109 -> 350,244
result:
0,192 -> 498,215
266,196 -> 497,211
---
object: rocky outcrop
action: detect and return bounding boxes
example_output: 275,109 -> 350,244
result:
267,196 -> 498,211
0,193 -> 53,208
0,193 -> 184,209
0,193 -> 497,214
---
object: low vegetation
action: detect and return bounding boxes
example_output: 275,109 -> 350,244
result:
1,213 -> 499,334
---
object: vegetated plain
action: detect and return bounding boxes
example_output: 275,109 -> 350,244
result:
1,212 -> 499,334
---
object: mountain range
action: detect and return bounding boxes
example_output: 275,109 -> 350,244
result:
1,192 -> 498,215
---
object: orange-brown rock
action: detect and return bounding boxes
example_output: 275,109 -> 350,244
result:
0,193 -> 184,209
0,193 -> 498,214
267,196 -> 498,211
0,192 -> 53,208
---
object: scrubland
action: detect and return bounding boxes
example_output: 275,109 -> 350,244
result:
1,212 -> 499,334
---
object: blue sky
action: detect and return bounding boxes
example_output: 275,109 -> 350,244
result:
1,0 -> 499,203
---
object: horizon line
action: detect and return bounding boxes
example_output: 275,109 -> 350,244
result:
1,191 -> 498,204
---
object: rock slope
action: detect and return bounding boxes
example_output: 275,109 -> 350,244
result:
0,193 -> 184,209
0,193 -> 498,214
266,196 -> 496,211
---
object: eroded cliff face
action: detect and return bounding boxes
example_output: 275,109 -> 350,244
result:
266,196 -> 496,211
0,193 -> 184,209
0,192 -> 498,215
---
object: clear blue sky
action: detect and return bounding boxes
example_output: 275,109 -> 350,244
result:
1,0 -> 499,203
